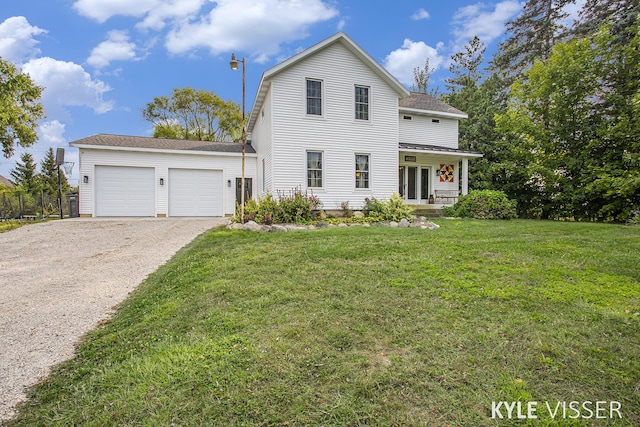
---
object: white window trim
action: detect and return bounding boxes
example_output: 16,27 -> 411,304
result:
355,152 -> 371,190
306,150 -> 324,190
354,84 -> 371,122
305,78 -> 324,119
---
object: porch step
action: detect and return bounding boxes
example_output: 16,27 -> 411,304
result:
413,207 -> 444,218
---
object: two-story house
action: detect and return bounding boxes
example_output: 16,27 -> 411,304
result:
71,32 -> 481,217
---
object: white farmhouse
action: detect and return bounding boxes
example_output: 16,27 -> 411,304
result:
71,32 -> 482,217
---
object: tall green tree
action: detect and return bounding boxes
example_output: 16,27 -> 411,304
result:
0,58 -> 45,158
492,0 -> 575,82
495,24 -> 640,221
445,36 -> 486,94
142,87 -> 243,142
443,37 -> 502,190
10,152 -> 39,193
574,0 -> 639,43
39,147 -> 69,196
411,58 -> 439,96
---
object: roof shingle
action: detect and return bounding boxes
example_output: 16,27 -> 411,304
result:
70,134 -> 255,153
399,92 -> 466,117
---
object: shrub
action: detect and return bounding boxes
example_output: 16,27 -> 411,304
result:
340,201 -> 353,218
362,193 -> 414,222
233,189 -> 321,224
442,190 -> 517,219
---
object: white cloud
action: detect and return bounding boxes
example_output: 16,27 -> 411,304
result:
136,0 -> 206,31
72,0 -> 208,30
384,39 -> 445,87
452,1 -> 522,48
165,0 -> 339,62
37,120 -> 66,147
411,8 -> 430,21
22,57 -> 113,116
0,16 -> 47,64
87,30 -> 140,68
72,0 -> 160,24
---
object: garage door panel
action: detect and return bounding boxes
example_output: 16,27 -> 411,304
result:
169,169 -> 223,217
95,166 -> 155,217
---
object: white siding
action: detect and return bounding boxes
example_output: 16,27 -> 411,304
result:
268,41 -> 399,210
250,85 -> 274,198
78,148 -> 256,217
399,114 -> 459,149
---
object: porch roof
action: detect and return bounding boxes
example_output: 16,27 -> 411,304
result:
399,143 -> 483,158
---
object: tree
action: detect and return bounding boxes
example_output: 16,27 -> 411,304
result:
492,0 -> 575,82
495,24 -> 640,221
0,58 -> 45,158
442,37 -> 502,191
445,36 -> 486,94
39,147 -> 69,196
574,0 -> 639,43
411,59 -> 439,96
142,87 -> 243,142
10,152 -> 39,193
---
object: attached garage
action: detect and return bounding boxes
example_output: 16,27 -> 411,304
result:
168,168 -> 223,217
71,134 -> 257,218
95,165 -> 155,216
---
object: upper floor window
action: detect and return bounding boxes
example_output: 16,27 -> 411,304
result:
307,151 -> 323,188
355,85 -> 369,120
306,79 -> 322,116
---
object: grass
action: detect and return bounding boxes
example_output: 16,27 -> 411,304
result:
7,220 -> 640,426
0,219 -> 33,233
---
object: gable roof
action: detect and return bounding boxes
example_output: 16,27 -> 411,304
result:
0,174 -> 13,188
399,92 -> 468,119
248,32 -> 410,132
70,134 -> 256,154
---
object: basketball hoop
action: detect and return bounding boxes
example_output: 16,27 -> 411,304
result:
62,162 -> 74,175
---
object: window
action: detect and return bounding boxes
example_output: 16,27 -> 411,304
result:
355,154 -> 369,189
431,119 -> 440,123
355,85 -> 369,120
307,151 -> 323,187
306,79 -> 322,116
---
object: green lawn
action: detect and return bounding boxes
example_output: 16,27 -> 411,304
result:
8,220 -> 640,426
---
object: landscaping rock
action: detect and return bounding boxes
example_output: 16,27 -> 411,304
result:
242,221 -> 262,232
270,225 -> 288,232
389,221 -> 399,227
260,225 -> 272,232
337,223 -> 348,227
354,211 -> 365,218
399,219 -> 410,228
316,222 -> 329,228
227,223 -> 244,230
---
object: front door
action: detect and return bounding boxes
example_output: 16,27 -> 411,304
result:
420,167 -> 430,202
235,178 -> 252,205
399,166 -> 430,203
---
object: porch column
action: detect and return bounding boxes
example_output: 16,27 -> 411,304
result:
461,158 -> 469,195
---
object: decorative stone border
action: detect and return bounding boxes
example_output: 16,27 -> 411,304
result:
226,217 -> 440,232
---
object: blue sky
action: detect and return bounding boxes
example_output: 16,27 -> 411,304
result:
0,0 -> 581,184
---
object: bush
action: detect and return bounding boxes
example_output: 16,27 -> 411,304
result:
362,193 -> 414,222
442,190 -> 517,220
234,189 -> 321,224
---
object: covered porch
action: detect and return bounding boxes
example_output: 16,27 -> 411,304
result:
398,143 -> 483,208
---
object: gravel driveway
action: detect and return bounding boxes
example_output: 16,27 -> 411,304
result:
0,217 -> 228,421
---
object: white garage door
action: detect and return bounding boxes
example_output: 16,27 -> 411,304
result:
95,166 -> 155,216
169,169 -> 223,217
